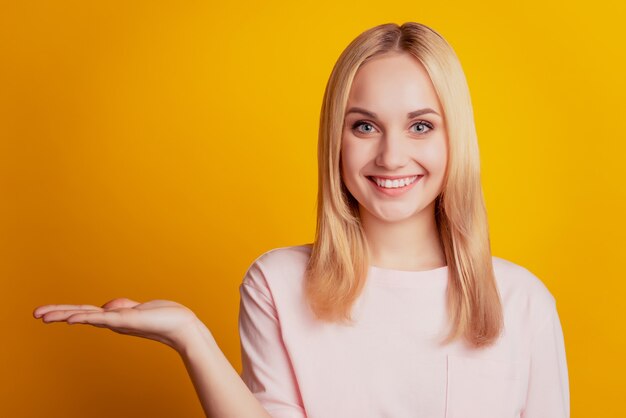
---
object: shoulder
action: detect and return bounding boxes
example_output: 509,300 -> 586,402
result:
241,244 -> 312,290
491,255 -> 556,304
491,255 -> 557,322
246,244 -> 312,276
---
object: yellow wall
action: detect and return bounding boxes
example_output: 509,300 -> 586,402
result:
2,1 -> 624,416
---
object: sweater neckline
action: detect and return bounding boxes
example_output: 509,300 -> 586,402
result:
367,264 -> 449,287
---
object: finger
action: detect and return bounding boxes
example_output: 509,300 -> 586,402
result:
41,309 -> 104,323
101,298 -> 141,310
33,304 -> 102,318
67,310 -> 125,327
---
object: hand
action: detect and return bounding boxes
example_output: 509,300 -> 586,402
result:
33,298 -> 202,352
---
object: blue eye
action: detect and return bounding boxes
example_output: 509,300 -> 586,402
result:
410,121 -> 434,134
351,120 -> 434,135
352,121 -> 376,134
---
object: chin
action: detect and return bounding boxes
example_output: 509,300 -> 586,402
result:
371,207 -> 421,223
382,214 -> 417,223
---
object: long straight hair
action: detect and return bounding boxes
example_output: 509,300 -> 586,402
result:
304,22 -> 503,348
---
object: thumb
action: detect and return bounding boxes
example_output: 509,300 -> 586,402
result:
101,297 -> 141,310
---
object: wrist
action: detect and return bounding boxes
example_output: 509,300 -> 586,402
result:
173,317 -> 217,356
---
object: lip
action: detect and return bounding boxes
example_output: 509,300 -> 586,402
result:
368,174 -> 422,180
367,175 -> 423,196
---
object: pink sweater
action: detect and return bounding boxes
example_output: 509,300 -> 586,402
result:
238,245 -> 569,418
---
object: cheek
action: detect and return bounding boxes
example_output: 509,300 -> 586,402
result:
340,139 -> 368,197
420,138 -> 448,174
340,139 -> 360,178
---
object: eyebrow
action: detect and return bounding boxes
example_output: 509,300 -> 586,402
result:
345,106 -> 440,118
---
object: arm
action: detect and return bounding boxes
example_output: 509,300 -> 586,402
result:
177,254 -> 307,418
177,319 -> 274,418
521,301 -> 570,417
33,298 -> 272,417
238,265 -> 307,417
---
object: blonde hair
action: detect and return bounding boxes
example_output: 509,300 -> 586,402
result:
304,22 -> 503,348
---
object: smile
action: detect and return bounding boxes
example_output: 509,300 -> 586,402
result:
367,175 -> 423,196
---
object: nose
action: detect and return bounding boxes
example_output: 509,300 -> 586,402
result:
375,131 -> 409,170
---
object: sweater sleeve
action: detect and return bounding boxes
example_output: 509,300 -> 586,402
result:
521,299 -> 570,417
238,261 -> 306,418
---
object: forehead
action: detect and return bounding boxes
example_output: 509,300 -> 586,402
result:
347,52 -> 442,116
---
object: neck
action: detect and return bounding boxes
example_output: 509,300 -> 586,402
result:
359,201 -> 446,271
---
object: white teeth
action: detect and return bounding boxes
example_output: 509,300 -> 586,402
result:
372,176 -> 419,189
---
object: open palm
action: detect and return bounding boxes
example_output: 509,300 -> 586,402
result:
33,298 -> 200,351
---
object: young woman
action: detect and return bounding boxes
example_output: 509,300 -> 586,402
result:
33,22 -> 569,418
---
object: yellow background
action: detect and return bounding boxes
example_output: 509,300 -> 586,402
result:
2,1 -> 624,416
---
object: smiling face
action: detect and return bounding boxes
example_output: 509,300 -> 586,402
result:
340,51 -> 448,224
